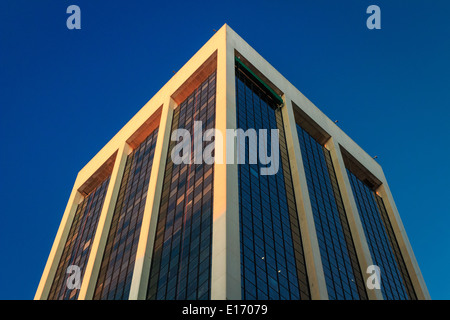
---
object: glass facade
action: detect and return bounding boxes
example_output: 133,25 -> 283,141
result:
44,56 -> 421,301
48,177 -> 110,300
347,169 -> 416,300
236,64 -> 310,300
147,71 -> 216,300
296,126 -> 367,300
93,127 -> 159,300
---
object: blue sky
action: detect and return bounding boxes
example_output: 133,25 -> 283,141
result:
0,0 -> 449,300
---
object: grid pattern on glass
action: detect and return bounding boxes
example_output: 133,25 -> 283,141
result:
296,125 -> 367,300
48,177 -> 110,300
236,65 -> 310,300
93,128 -> 159,300
373,195 -> 417,299
147,72 -> 216,300
347,170 -> 415,300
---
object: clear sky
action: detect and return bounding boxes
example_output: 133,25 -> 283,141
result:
1,0 -> 449,300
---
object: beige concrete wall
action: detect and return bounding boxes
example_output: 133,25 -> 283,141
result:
210,25 -> 241,300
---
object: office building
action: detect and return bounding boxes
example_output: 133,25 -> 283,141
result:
35,24 -> 429,300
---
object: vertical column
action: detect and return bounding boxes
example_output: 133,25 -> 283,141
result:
78,143 -> 132,300
210,27 -> 241,300
128,98 -> 174,300
325,138 -> 383,300
34,186 -> 83,300
281,98 -> 328,299
376,182 -> 430,300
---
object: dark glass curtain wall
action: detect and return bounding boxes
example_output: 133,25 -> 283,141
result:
147,71 -> 216,300
236,63 -> 310,300
296,125 -> 367,300
347,169 -> 416,300
94,128 -> 159,300
49,177 -> 110,300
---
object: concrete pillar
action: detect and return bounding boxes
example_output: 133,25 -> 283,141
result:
210,26 -> 241,300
